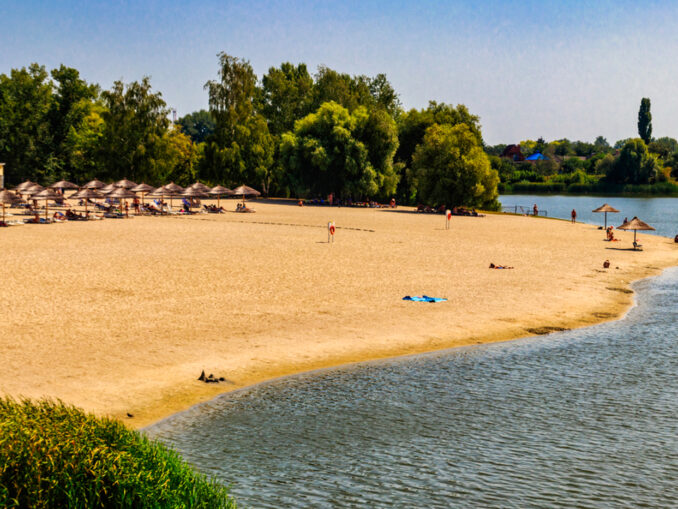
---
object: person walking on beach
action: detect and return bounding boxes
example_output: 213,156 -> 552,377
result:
533,203 -> 538,216
571,209 -> 577,223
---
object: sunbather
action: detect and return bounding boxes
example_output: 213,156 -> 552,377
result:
489,263 -> 513,269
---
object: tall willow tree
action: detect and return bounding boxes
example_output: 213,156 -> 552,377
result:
279,101 -> 399,199
413,123 -> 499,210
201,52 -> 274,191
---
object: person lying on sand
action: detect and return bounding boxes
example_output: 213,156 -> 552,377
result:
489,263 -> 513,269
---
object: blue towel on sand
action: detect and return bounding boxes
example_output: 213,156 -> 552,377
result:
403,295 -> 447,303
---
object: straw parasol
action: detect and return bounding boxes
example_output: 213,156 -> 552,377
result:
100,183 -> 117,195
208,185 -> 233,207
231,185 -> 260,205
181,187 -> 208,210
188,182 -> 212,193
32,188 -> 61,220
592,203 -> 620,231
71,188 -> 103,215
115,178 -> 137,189
130,183 -> 155,206
50,180 -> 79,191
163,182 -> 184,193
0,189 -> 20,223
108,187 -> 137,217
83,179 -> 106,189
149,185 -> 181,212
618,216 -> 655,250
25,184 -> 45,195
14,180 -> 35,192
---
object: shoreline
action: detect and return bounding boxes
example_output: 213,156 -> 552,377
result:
1,201 -> 676,430
144,266 -> 668,431
138,265 -> 668,431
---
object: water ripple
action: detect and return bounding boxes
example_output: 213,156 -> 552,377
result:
146,268 -> 678,508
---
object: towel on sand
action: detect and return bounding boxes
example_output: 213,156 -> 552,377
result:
403,295 -> 447,303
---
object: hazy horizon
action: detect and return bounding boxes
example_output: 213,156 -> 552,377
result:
2,0 -> 677,145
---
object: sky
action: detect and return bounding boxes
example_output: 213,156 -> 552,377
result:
2,0 -> 678,145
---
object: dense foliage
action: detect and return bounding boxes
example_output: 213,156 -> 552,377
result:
0,398 -> 235,508
3,57 -> 675,203
413,124 -> 499,209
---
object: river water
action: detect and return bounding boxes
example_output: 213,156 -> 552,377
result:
146,262 -> 678,508
499,194 -> 678,238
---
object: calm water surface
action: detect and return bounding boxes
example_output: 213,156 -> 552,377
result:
146,267 -> 678,508
499,194 -> 678,238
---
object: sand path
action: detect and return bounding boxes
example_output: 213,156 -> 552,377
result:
1,201 -> 676,428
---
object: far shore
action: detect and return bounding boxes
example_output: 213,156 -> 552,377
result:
1,200 -> 676,429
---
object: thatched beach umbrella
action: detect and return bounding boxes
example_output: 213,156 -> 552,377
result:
0,189 -> 20,223
14,180 -> 35,192
592,203 -> 620,231
181,187 -> 208,210
149,185 -> 181,212
618,216 -> 655,250
188,182 -> 212,193
130,183 -> 155,206
208,185 -> 233,208
231,185 -> 260,205
25,184 -> 45,195
32,188 -> 61,220
115,178 -> 137,189
99,183 -> 117,195
163,182 -> 184,193
83,179 -> 106,189
108,187 -> 137,217
50,180 -> 79,191
71,188 -> 103,214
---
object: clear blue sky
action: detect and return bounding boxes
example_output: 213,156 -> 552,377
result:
2,0 -> 678,145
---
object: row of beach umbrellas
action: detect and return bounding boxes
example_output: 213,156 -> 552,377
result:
592,203 -> 654,250
3,179 -> 261,220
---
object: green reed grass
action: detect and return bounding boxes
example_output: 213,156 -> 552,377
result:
0,398 -> 236,508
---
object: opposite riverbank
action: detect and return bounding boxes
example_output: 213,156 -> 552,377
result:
1,201 -> 676,428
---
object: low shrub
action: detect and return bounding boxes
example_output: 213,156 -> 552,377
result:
0,398 -> 236,508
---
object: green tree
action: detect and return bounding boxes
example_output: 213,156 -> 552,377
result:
260,63 -> 314,136
0,63 -> 53,184
98,77 -> 170,182
63,102 -> 106,182
606,138 -> 658,184
647,136 -> 678,159
638,97 -> 652,144
413,123 -> 499,209
594,136 -> 610,151
48,65 -> 99,181
395,102 -> 482,203
201,52 -> 274,190
279,101 -> 398,199
177,110 -> 215,143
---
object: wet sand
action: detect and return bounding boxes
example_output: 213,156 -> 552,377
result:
1,200 -> 676,428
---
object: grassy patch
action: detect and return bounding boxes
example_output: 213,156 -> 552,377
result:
0,398 -> 236,508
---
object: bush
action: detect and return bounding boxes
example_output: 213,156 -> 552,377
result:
0,398 -> 235,508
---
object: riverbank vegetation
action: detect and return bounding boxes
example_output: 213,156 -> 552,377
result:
488,98 -> 678,196
0,398 -> 235,508
0,56 -> 499,209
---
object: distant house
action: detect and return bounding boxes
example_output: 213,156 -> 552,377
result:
500,144 -> 525,162
525,152 -> 548,161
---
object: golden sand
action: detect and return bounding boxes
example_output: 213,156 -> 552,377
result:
1,201 -> 676,428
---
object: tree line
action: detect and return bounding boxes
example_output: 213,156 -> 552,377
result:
486,98 -> 678,194
0,54 -> 499,210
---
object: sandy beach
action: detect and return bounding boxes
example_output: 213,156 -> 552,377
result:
0,200 -> 676,428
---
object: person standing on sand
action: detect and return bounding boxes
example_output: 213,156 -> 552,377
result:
571,209 -> 577,223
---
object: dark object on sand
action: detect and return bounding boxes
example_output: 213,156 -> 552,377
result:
603,260 -> 610,268
126,412 -> 134,418
198,370 -> 206,381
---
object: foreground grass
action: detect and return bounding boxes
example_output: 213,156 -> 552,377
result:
0,398 -> 235,508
